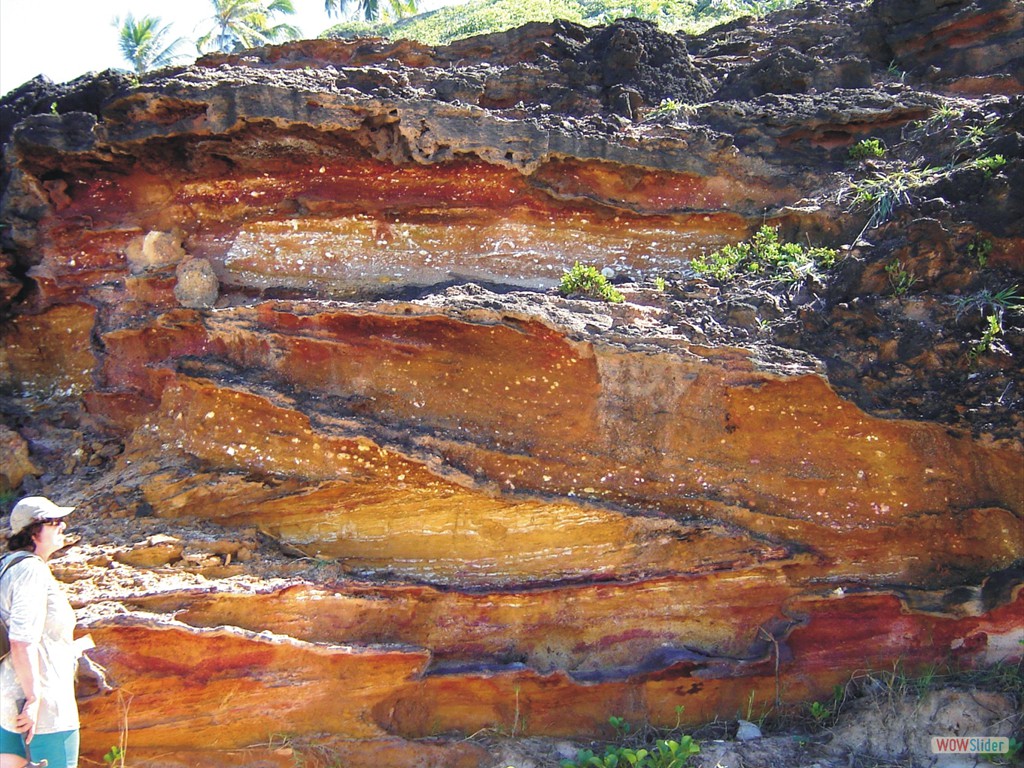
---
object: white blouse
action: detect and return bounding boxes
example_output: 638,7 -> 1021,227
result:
0,553 -> 80,735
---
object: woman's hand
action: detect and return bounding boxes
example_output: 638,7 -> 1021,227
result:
14,697 -> 40,743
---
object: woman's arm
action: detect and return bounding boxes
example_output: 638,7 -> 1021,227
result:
8,638 -> 42,743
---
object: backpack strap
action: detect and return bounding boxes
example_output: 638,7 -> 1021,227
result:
1,551 -> 36,661
0,551 -> 36,581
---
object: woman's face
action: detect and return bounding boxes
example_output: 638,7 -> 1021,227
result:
32,518 -> 68,558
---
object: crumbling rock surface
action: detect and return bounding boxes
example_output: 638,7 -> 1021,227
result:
0,0 -> 1021,765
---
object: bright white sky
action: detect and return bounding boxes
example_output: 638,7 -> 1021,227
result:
0,0 -> 462,96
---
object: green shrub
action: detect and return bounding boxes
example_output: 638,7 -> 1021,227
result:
849,138 -> 886,160
323,0 -> 806,45
690,225 -> 837,284
559,262 -> 624,303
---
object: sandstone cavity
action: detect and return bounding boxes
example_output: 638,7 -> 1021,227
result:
0,0 -> 1021,766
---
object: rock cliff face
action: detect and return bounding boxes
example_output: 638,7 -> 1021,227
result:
1,0 -> 1021,765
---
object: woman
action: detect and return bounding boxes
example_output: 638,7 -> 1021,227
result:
0,496 -> 78,768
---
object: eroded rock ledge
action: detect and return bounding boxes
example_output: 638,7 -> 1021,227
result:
1,0 -> 1021,765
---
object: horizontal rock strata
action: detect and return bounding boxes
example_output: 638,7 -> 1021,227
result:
1,0 -> 1021,764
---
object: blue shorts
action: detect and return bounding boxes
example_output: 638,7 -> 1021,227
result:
0,725 -> 79,768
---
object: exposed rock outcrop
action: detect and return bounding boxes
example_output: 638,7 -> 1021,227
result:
0,0 -> 1021,765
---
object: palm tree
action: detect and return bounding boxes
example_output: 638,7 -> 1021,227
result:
197,0 -> 301,54
115,14 -> 189,75
324,0 -> 418,22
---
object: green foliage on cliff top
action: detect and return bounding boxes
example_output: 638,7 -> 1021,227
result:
324,0 -> 804,45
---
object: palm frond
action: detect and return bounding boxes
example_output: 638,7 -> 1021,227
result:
115,14 -> 189,74
199,0 -> 299,53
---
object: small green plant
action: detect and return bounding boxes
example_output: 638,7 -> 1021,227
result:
561,737 -> 700,768
886,60 -> 906,83
969,313 -> 1007,361
559,262 -> 624,303
49,101 -> 59,115
849,167 -> 939,231
957,121 -> 997,150
103,745 -> 125,767
974,154 -> 1007,176
648,98 -> 682,117
849,138 -> 886,160
609,715 -> 631,740
562,746 -> 638,767
951,285 -> 1022,322
690,226 -> 837,284
808,700 -> 831,723
654,276 -> 667,291
967,237 -> 993,268
103,690 -> 132,768
885,259 -> 919,297
908,102 -> 965,142
643,98 -> 698,122
932,102 -> 964,121
650,737 -> 700,768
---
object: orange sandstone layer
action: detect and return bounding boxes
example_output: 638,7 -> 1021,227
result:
74,588 -> 1022,762
126,571 -> 799,674
74,299 -> 1021,588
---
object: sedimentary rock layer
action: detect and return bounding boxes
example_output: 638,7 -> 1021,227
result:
1,0 -> 1021,764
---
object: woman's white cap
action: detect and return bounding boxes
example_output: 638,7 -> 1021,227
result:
8,496 -> 74,535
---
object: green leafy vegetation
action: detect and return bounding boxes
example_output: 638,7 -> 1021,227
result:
609,715 -> 631,740
950,283 -> 1021,362
325,0 -> 806,44
951,285 -> 1022,322
848,138 -> 885,160
642,99 -> 702,123
957,121 -> 997,152
103,745 -> 125,767
806,699 -> 835,726
885,60 -> 906,83
561,734 -> 700,767
109,0 -> 808,77
559,262 -> 624,303
558,713 -> 701,768
102,692 -> 132,768
884,259 -> 918,297
689,225 -> 837,284
644,99 -> 682,120
974,154 -> 1007,176
849,166 -> 940,231
969,313 -> 1005,360
967,236 -> 993,268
